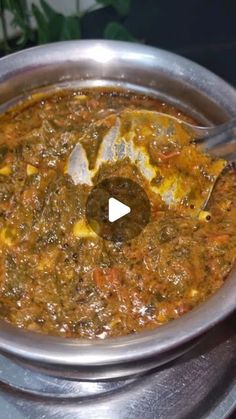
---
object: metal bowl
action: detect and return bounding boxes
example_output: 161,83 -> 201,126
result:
0,40 -> 235,380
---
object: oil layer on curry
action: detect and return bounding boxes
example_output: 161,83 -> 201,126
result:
0,89 -> 235,339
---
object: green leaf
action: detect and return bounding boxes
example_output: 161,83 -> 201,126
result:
104,22 -> 136,41
59,16 -> 81,41
32,2 -> 63,44
32,3 -> 50,43
0,0 -> 5,12
96,0 -> 131,16
40,0 -> 58,21
4,0 -> 27,17
4,0 -> 33,44
32,4 -> 81,44
48,13 -> 65,42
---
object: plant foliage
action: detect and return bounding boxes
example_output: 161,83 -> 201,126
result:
104,22 -> 136,41
32,1 -> 81,43
3,0 -> 32,45
0,0 -> 135,54
96,0 -> 131,17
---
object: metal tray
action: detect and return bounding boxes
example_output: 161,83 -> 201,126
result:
0,312 -> 235,419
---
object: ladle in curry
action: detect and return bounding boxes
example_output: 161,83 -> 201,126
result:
67,110 -> 236,214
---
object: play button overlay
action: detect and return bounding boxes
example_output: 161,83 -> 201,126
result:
108,198 -> 131,222
86,177 -> 150,242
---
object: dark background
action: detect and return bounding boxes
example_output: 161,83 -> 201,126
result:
83,0 -> 236,86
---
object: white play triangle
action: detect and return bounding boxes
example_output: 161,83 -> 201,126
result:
108,197 -> 131,223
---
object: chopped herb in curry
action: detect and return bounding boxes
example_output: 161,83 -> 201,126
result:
0,88 -> 235,338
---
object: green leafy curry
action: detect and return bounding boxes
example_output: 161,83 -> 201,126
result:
0,89 -> 235,338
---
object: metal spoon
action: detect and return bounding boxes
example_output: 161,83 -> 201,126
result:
67,110 -> 235,214
180,115 -> 236,160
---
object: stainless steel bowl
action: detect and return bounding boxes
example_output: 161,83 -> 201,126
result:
0,40 -> 235,380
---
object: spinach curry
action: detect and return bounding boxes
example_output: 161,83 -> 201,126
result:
0,89 -> 235,339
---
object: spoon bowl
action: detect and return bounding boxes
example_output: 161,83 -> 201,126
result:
67,109 -> 229,214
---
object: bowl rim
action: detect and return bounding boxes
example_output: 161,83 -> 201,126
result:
0,40 -> 235,367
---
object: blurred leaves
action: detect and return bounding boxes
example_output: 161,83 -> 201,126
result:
0,0 -> 135,54
3,0 -> 33,46
96,0 -> 131,16
32,0 -> 81,43
39,0 -> 57,20
59,16 -> 81,41
104,22 -> 136,41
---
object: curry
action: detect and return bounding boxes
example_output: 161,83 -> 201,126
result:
0,88 -> 235,339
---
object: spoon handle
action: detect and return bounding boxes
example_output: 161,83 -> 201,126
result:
198,117 -> 236,160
